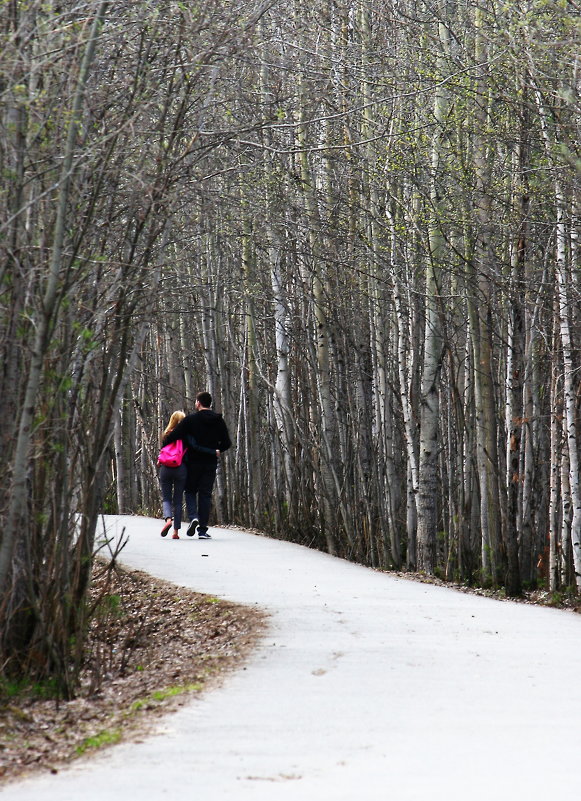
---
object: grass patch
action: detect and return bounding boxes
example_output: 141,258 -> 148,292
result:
129,682 -> 203,713
76,729 -> 121,755
151,683 -> 203,701
0,676 -> 60,702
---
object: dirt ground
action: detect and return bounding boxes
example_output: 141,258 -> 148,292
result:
0,561 -> 267,786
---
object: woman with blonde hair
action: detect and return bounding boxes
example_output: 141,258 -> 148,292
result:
159,410 -> 186,539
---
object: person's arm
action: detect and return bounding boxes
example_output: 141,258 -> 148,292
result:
163,419 -> 186,445
184,432 -> 216,456
217,421 -> 232,453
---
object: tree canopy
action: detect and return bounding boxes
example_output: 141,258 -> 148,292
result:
1,0 -> 579,692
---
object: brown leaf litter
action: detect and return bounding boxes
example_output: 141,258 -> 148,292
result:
0,561 -> 267,786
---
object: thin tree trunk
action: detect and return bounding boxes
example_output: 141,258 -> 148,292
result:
555,187 -> 581,590
0,2 -> 109,591
393,263 -> 419,569
296,84 -> 337,554
548,324 -> 561,592
533,81 -> 581,590
270,236 -> 294,509
471,5 -> 504,586
416,11 -> 450,573
360,5 -> 400,566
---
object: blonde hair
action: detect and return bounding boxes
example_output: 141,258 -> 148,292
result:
162,410 -> 185,440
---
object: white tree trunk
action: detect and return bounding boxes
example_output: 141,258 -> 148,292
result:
548,347 -> 560,592
270,235 -> 294,508
555,188 -> 581,589
416,14 -> 449,573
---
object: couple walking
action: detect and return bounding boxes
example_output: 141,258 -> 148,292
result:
158,391 -> 231,540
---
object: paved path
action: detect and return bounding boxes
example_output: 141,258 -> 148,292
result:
4,514 -> 581,800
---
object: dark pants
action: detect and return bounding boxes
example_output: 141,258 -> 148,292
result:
159,464 -> 187,529
185,460 -> 217,534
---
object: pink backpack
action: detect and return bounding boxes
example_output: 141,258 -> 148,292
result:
157,439 -> 187,468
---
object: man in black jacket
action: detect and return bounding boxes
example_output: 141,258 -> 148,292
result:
166,391 -> 232,539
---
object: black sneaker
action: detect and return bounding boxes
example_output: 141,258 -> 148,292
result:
198,530 -> 211,539
186,518 -> 199,537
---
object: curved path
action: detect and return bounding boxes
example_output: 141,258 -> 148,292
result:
4,514 -> 581,800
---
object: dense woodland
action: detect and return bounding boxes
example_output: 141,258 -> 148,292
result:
1,0 -> 579,692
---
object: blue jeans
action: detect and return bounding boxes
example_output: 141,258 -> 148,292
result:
159,464 -> 187,529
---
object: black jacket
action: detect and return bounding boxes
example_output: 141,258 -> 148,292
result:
166,409 -> 232,462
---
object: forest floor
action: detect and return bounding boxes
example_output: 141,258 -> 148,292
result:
394,569 -> 581,612
1,551 -> 578,787
0,560 -> 266,786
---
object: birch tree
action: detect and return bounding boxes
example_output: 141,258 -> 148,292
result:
416,5 -> 450,573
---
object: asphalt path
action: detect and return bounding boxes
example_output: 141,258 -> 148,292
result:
4,514 -> 581,800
